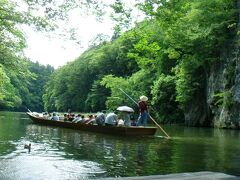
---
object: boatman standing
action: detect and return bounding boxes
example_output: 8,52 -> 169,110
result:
137,95 -> 148,127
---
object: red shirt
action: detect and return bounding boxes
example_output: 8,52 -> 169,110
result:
138,101 -> 148,113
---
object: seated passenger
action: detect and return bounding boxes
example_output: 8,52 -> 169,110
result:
47,113 -> 52,120
117,119 -> 124,126
131,120 -> 137,126
78,115 -> 85,123
95,112 -> 105,126
51,112 -> 59,121
63,113 -> 68,121
72,114 -> 83,123
67,113 -> 74,121
105,112 -> 118,126
43,112 -> 49,119
122,112 -> 131,126
84,115 -> 95,124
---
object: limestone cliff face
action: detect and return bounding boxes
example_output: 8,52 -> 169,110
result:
184,0 -> 240,128
208,0 -> 240,129
184,39 -> 240,129
208,42 -> 240,129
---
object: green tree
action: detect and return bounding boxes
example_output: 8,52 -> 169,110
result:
151,74 -> 184,123
0,65 -> 21,108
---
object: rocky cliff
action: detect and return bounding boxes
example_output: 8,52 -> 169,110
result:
209,0 -> 240,129
184,0 -> 240,129
209,41 -> 239,129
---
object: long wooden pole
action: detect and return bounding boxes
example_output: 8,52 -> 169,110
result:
149,115 -> 170,138
118,88 -> 171,138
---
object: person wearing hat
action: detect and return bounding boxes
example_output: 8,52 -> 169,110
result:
137,95 -> 149,127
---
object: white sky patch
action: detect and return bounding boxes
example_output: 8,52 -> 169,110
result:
22,0 -> 145,69
24,31 -> 81,68
24,12 -> 114,68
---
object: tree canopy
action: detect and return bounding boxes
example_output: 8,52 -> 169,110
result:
0,0 -> 55,111
0,0 -> 238,126
42,0 -> 238,125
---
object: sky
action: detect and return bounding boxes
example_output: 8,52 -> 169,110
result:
22,1 -> 143,69
23,13 -> 114,69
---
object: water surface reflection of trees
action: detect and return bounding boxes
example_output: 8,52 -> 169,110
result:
25,123 -> 240,177
25,124 -> 174,177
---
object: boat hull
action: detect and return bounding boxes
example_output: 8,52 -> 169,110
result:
26,112 -> 157,136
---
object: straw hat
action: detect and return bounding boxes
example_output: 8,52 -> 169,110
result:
140,95 -> 148,101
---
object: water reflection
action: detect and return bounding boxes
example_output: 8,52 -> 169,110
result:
0,112 -> 240,179
22,124 -> 171,178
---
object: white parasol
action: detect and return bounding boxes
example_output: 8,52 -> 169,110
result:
116,106 -> 134,113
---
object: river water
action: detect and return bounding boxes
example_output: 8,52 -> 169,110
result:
0,112 -> 239,179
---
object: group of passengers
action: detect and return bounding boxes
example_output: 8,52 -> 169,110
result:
42,95 -> 149,127
43,112 -> 96,124
95,111 -> 135,127
43,112 -> 59,121
64,113 -> 96,124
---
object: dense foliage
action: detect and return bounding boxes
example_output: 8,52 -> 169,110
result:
0,0 -> 54,111
0,0 -> 238,125
43,40 -> 139,112
0,0 -> 108,111
43,0 -> 238,124
19,62 -> 54,112
0,59 -> 54,112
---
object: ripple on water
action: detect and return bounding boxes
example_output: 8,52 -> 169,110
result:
0,138 -> 106,179
0,155 -> 106,179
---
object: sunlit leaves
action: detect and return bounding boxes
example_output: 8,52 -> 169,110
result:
164,48 -> 180,60
151,74 -> 183,123
0,65 -> 21,108
174,55 -> 202,104
100,75 -> 129,109
129,38 -> 160,67
100,69 -> 155,110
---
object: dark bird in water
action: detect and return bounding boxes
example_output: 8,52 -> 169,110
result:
24,143 -> 31,153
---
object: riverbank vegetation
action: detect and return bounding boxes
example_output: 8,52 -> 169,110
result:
0,0 -> 239,125
43,0 -> 238,125
0,0 -> 55,111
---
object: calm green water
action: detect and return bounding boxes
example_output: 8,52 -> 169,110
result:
0,112 -> 239,179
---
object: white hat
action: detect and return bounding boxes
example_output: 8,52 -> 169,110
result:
140,95 -> 148,101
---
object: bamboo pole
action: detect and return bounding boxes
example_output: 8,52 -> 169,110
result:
149,115 -> 170,138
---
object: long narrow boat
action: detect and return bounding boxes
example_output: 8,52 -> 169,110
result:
26,112 -> 157,136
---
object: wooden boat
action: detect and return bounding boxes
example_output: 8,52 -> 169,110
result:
26,112 -> 157,136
